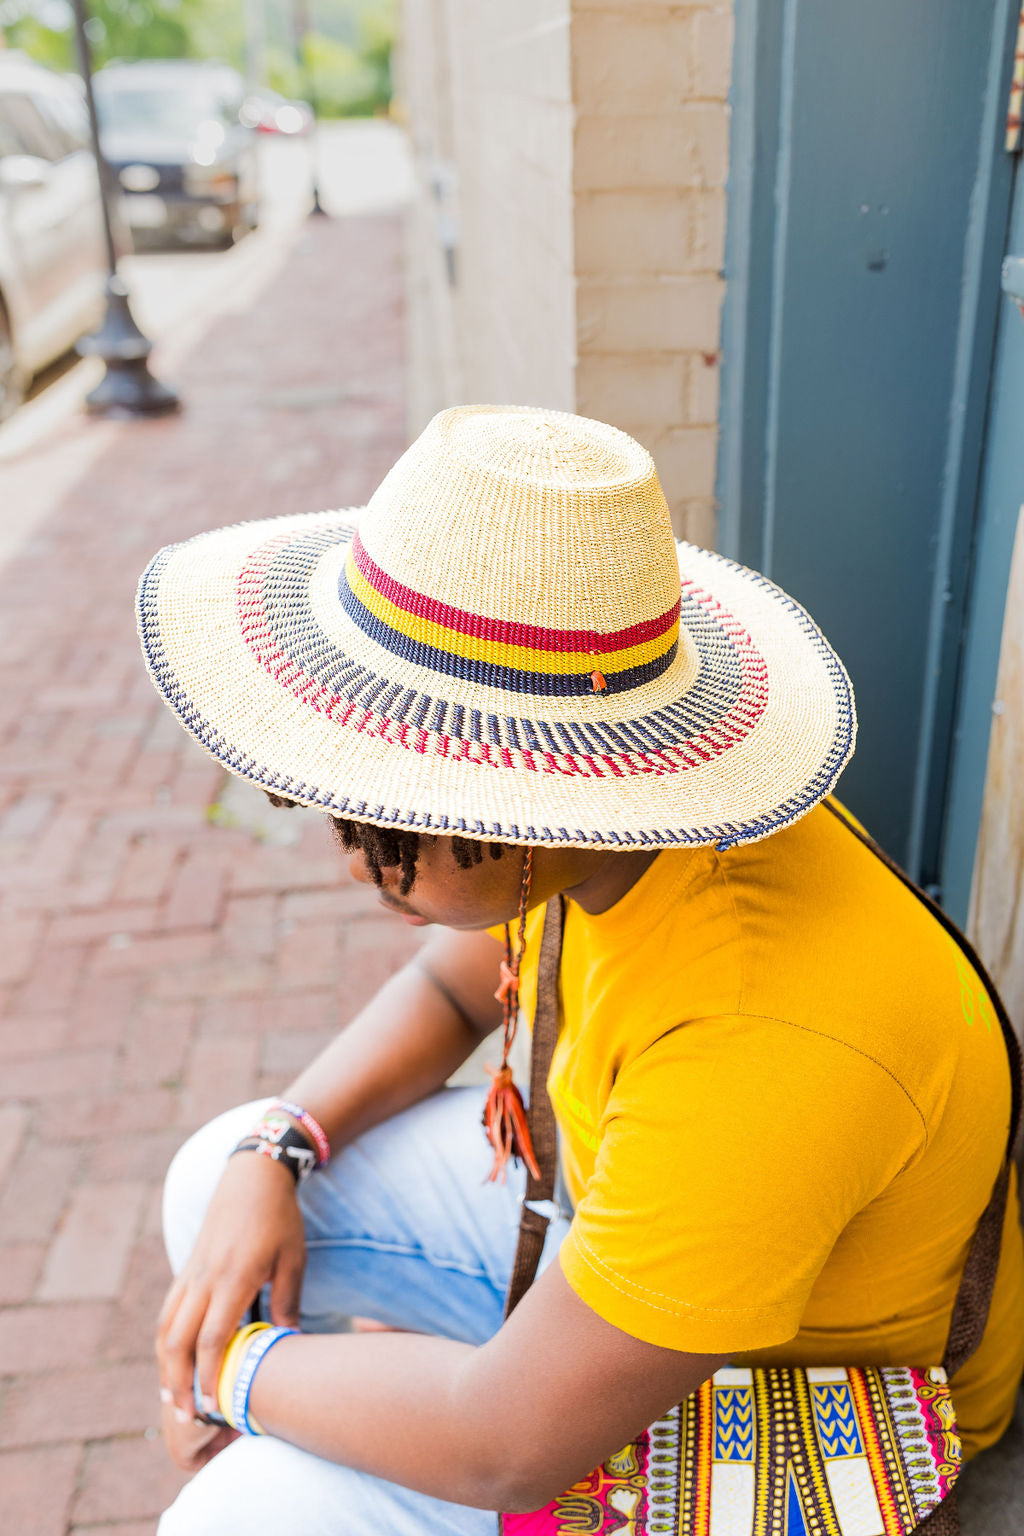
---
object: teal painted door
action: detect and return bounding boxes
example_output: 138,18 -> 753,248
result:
942,154 -> 1024,920
720,0 -> 1020,882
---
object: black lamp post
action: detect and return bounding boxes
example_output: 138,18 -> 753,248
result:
70,0 -> 180,418
294,0 -> 327,217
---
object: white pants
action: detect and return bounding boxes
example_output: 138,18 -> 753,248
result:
158,1087 -> 570,1535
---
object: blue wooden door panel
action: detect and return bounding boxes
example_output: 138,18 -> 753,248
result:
720,0 -> 1019,875
765,0 -> 998,862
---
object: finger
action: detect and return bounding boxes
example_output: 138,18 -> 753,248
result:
269,1248 -> 305,1327
156,1272 -> 204,1383
156,1272 -> 188,1342
192,1426 -> 241,1470
161,1285 -> 213,1421
161,1400 -> 230,1472
196,1285 -> 256,1415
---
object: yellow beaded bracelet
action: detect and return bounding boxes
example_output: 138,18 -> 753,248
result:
217,1322 -> 267,1429
216,1320 -> 300,1435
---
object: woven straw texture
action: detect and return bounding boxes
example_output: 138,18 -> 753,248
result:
136,405 -> 856,849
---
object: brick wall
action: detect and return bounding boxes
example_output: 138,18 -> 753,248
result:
401,0 -> 577,429
572,0 -> 731,543
400,0 -> 734,543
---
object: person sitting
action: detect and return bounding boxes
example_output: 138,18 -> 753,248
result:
136,405 -> 1024,1535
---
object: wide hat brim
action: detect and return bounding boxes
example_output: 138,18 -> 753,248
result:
137,509 -> 855,851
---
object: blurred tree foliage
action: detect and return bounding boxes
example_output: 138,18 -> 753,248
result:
1,0 -> 396,116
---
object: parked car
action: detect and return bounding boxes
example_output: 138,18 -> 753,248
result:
95,61 -> 260,248
240,87 -> 313,137
0,52 -> 108,419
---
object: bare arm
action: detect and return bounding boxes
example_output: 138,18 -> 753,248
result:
283,924 -> 506,1148
159,925 -> 505,1417
159,918 -> 725,1509
248,1258 -> 725,1512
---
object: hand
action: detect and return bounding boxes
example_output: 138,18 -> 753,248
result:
161,1397 -> 240,1471
156,1150 -> 306,1423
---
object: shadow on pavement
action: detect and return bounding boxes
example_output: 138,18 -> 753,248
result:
959,1387 -> 1024,1531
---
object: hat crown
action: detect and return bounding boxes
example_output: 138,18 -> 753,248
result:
410,403 -> 650,486
352,406 -> 681,697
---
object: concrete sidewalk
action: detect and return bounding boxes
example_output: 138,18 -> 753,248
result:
0,209 -> 422,1534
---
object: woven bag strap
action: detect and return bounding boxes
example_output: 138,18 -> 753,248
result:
504,897 -> 565,1319
822,800 -> 1022,1378
915,1487 -> 960,1534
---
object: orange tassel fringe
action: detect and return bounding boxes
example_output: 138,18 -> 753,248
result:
482,1066 -> 541,1182
482,849 -> 537,1182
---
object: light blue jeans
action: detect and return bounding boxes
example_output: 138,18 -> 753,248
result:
158,1087 -> 571,1535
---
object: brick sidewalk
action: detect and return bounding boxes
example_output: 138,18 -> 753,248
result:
0,213 -> 423,1534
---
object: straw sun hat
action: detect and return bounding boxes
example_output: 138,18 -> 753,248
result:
137,405 -> 855,851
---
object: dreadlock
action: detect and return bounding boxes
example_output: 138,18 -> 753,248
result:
264,793 -> 504,895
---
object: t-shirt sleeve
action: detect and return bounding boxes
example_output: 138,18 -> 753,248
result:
558,1014 -> 925,1354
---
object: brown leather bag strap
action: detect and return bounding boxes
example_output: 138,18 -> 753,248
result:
822,799 -> 1022,1377
505,896 -> 565,1318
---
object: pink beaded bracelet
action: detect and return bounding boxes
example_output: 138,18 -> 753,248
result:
273,1100 -> 331,1167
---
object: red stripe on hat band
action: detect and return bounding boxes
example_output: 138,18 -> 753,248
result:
351,534 -> 681,656
235,535 -> 769,783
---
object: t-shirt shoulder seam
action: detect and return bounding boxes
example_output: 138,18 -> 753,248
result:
737,1011 -> 929,1146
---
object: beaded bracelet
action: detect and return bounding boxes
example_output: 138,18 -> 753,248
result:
229,1102 -> 329,1185
215,1322 -> 264,1424
230,1127 -> 316,1184
191,1322 -> 262,1426
273,1100 -> 331,1167
213,1321 -> 300,1435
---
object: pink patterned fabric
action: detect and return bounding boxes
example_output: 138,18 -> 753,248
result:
501,1365 -> 961,1535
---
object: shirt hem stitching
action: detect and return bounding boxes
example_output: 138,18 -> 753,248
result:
568,1226 -> 800,1318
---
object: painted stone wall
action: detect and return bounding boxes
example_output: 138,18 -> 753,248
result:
400,0 -> 733,542
572,0 -> 732,544
401,0 -> 577,429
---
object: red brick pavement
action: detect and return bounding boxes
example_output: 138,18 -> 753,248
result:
0,214 -> 424,1533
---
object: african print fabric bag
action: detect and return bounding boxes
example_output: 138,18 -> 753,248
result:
502,1362 -> 961,1535
501,817 -> 1020,1536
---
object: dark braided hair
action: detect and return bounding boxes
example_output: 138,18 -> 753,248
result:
264,793 -> 503,895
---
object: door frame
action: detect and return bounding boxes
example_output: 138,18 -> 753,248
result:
941,156 -> 1024,921
716,0 -> 1021,909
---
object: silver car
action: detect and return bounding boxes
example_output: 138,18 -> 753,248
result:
95,61 -> 260,248
0,52 -> 108,418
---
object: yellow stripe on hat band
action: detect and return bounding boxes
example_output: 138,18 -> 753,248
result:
343,556 -> 679,679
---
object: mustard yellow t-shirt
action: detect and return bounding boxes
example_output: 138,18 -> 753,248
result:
508,800 -> 1024,1456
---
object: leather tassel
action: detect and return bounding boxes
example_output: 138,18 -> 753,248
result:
482,1066 -> 541,1183
482,849 -> 536,1182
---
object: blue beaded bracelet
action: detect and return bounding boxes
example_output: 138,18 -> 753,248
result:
231,1325 -> 300,1435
